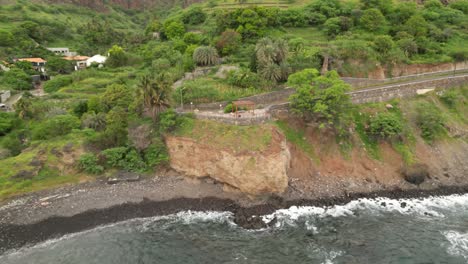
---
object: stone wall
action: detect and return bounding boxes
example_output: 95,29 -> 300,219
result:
349,75 -> 468,104
193,112 -> 271,125
195,89 -> 296,111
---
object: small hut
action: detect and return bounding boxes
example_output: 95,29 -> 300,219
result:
232,100 -> 255,117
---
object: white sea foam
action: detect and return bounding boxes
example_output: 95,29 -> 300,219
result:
321,250 -> 343,264
444,231 -> 468,260
263,194 -> 468,227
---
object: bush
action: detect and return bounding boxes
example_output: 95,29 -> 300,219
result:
81,112 -> 106,131
415,102 -> 446,142
0,131 -> 25,156
144,141 -> 169,167
2,68 -> 31,90
182,7 -> 206,25
101,147 -> 127,167
215,29 -> 241,56
78,153 -> 104,175
43,75 -> 73,93
369,112 -> 403,139
119,149 -> 147,172
439,89 -> 459,107
0,112 -> 15,136
159,109 -> 178,133
227,68 -> 264,89
224,103 -> 234,113
32,114 -> 80,140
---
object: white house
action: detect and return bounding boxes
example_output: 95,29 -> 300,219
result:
64,56 -> 90,71
86,55 -> 107,67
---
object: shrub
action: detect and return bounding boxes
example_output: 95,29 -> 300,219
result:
415,102 -> 446,142
73,100 -> 88,117
159,109 -> 178,133
78,153 -> 104,175
0,112 -> 15,136
193,46 -> 219,66
227,68 -> 264,88
369,112 -> 403,139
144,141 -> 169,167
32,114 -> 80,140
120,149 -> 147,172
439,89 -> 459,107
0,131 -> 25,156
163,20 -> 185,40
182,7 -> 206,25
224,103 -> 234,113
101,147 -> 127,167
81,112 -> 106,131
43,75 -> 73,93
3,68 -> 31,90
215,29 -> 241,56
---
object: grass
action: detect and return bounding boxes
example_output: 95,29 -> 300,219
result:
275,27 -> 328,45
0,132 -> 89,201
353,109 -> 381,160
174,118 -> 273,152
0,2 -> 145,49
176,77 -> 266,104
274,120 -> 317,160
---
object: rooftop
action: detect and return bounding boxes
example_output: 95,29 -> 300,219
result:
18,58 -> 47,63
64,56 -> 90,61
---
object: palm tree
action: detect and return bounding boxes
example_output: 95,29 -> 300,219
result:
193,46 -> 219,66
274,38 -> 289,64
137,73 -> 172,122
259,63 -> 281,82
255,38 -> 275,66
14,97 -> 32,119
278,62 -> 292,82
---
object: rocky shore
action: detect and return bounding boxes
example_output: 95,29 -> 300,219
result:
1,173 -> 468,254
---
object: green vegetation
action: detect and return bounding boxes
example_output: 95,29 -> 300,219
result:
275,120 -> 316,159
174,119 -> 273,152
369,112 -> 403,139
0,0 -> 467,200
288,69 -> 353,137
415,102 -> 447,143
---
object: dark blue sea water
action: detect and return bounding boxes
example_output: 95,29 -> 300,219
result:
2,195 -> 468,264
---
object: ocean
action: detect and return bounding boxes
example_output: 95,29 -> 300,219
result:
1,194 -> 468,264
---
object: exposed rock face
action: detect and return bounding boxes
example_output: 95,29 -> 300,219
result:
166,131 -> 290,195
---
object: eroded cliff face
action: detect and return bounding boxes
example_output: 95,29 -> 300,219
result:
166,129 -> 290,195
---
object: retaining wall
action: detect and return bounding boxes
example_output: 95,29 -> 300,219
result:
349,75 -> 468,104
193,112 -> 271,125
194,88 -> 296,111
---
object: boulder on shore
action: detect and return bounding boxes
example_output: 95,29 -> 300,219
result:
402,163 -> 429,185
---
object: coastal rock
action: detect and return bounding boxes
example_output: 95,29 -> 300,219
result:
402,163 -> 429,185
165,130 -> 290,195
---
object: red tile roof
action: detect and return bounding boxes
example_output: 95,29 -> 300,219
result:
63,56 -> 90,61
18,58 -> 47,63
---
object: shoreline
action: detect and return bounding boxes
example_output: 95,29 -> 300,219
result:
1,181 -> 468,254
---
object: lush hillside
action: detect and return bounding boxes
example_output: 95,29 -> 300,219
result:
0,0 -> 467,200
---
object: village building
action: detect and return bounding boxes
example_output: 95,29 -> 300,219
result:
86,55 -> 107,67
47,47 -> 77,57
17,58 -> 47,72
64,55 -> 90,71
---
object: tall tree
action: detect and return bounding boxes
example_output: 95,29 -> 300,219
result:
137,74 -> 172,122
